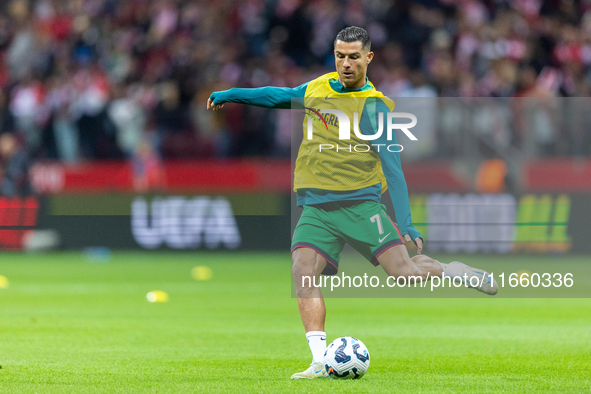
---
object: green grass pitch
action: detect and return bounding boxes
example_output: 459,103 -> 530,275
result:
0,251 -> 590,393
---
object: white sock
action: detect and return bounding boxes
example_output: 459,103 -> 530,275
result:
437,261 -> 464,278
306,331 -> 326,363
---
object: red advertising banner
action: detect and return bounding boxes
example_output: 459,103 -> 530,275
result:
30,160 -> 293,194
0,196 -> 39,251
525,159 -> 591,192
29,160 -> 467,194
29,158 -> 591,195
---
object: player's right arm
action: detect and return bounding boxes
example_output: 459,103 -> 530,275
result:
207,82 -> 309,110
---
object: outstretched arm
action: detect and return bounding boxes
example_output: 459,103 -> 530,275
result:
207,82 -> 309,111
361,97 -> 424,254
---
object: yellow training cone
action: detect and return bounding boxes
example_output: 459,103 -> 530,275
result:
191,266 -> 213,281
146,291 -> 169,303
0,275 -> 8,288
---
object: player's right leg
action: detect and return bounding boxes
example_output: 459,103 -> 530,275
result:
290,247 -> 329,379
291,247 -> 327,331
290,204 -> 344,379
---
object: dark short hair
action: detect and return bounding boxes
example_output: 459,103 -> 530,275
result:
334,26 -> 371,51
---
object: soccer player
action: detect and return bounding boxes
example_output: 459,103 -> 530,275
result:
207,26 -> 498,379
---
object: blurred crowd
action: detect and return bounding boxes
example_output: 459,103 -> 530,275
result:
0,0 -> 590,167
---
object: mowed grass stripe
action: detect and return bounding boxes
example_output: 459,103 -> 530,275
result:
0,252 -> 589,393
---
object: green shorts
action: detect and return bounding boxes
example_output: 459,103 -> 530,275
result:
291,200 -> 404,275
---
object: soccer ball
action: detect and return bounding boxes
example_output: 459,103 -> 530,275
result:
323,336 -> 370,379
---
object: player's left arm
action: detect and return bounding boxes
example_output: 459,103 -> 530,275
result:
361,98 -> 424,253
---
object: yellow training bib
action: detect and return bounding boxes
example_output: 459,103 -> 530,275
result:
294,72 -> 394,193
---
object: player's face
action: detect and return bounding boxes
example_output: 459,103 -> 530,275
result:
334,40 -> 373,89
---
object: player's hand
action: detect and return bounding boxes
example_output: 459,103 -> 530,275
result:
414,237 -> 423,254
207,97 -> 224,111
403,234 -> 423,255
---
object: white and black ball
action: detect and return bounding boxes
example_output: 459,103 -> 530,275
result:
323,336 -> 370,379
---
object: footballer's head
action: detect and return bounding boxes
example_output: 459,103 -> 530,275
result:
334,26 -> 373,89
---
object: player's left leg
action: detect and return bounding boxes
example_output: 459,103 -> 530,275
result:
379,249 -> 498,295
342,201 -> 443,283
346,201 -> 497,295
411,254 -> 443,272
411,254 -> 498,295
377,243 -> 442,282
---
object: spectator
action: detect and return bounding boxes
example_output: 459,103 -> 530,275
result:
0,0 -> 588,161
0,132 -> 32,197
